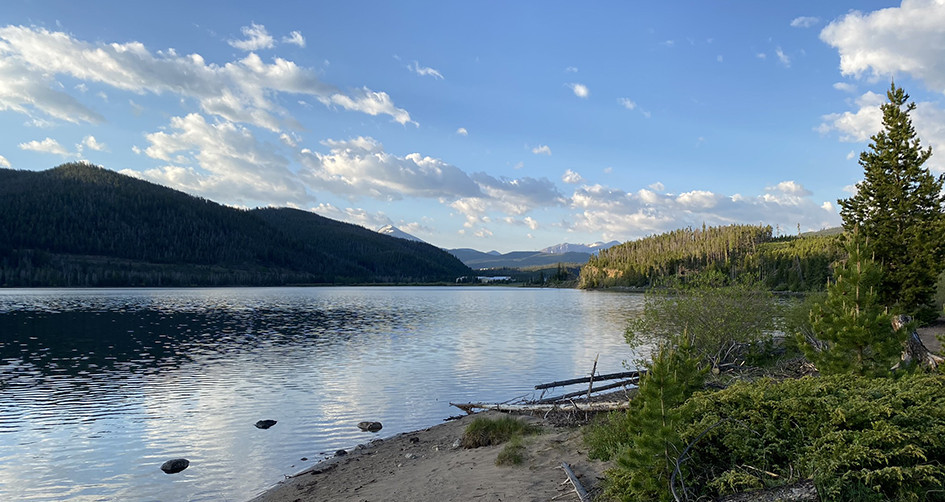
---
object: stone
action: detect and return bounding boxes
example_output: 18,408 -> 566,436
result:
254,419 -> 277,429
160,458 -> 189,474
357,421 -> 383,432
334,449 -> 347,457
451,438 -> 461,449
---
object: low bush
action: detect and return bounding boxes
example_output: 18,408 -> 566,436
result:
461,415 -> 540,449
679,373 -> 945,501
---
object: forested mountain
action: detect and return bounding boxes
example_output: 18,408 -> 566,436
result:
578,224 -> 843,291
0,163 -> 472,286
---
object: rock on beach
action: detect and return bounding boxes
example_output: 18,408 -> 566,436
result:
357,421 -> 382,432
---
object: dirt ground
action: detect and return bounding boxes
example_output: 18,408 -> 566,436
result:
249,410 -> 608,502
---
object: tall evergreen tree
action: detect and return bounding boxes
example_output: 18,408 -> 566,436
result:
838,83 -> 945,321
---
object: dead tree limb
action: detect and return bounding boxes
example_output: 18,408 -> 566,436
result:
560,462 -> 590,502
535,371 -> 640,390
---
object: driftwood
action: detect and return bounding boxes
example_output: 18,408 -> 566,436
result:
535,371 -> 640,390
535,378 -> 639,404
560,462 -> 590,502
450,401 -> 630,414
892,315 -> 944,370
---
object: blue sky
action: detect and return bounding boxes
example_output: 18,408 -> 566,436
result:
2,1 -> 944,252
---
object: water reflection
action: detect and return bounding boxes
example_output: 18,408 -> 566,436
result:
0,287 -> 641,501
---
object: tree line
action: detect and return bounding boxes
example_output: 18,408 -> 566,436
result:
578,223 -> 843,292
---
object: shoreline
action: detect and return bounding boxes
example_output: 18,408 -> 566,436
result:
249,410 -> 610,502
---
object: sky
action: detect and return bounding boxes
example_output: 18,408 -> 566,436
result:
2,1 -> 945,253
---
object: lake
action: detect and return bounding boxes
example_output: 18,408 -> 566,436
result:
0,286 -> 643,501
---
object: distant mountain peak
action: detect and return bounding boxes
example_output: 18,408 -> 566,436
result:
540,241 -> 621,255
377,225 -> 425,243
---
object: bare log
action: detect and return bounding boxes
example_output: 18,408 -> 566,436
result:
535,371 -> 641,390
535,378 -> 639,404
560,462 -> 590,502
450,401 -> 630,414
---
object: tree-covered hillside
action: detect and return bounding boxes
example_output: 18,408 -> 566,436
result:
578,224 -> 843,290
0,163 -> 472,286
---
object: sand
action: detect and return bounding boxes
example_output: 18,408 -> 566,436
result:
249,411 -> 608,502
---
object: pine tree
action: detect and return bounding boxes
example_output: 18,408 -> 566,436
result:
608,341 -> 705,501
838,83 -> 945,322
801,231 -> 906,376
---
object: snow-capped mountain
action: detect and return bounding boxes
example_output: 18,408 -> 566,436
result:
540,241 -> 621,255
376,225 -> 425,243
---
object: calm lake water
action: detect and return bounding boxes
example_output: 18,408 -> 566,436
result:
0,287 -> 643,501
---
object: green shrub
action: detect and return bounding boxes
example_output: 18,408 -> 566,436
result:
461,416 -> 540,449
584,409 -> 635,461
678,373 -> 945,501
626,273 -> 778,369
495,436 -> 526,466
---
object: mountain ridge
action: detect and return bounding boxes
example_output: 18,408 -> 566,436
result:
0,163 -> 472,286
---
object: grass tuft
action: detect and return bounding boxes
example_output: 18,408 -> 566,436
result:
461,415 -> 541,449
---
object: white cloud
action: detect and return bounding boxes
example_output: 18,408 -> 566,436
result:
456,127 -> 468,136
817,91 -> 885,141
81,135 -> 106,151
311,203 -> 394,230
531,144 -> 551,155
756,52 -> 767,60
717,55 -> 724,63
617,97 -> 636,110
0,154 -> 9,167
524,216 -> 539,230
833,82 -> 857,93
648,182 -> 665,191
565,66 -> 578,73
19,137 -> 72,156
408,61 -> 444,79
790,16 -> 820,28
282,31 -> 305,48
135,113 -> 309,205
299,136 -> 480,201
566,180 -> 839,241
821,0 -> 945,89
322,87 -> 415,126
776,47 -> 791,67
562,169 -> 584,184
0,25 -> 413,130
229,23 -> 275,51
567,83 -> 589,98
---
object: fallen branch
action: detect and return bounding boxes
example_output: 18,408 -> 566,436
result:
560,462 -> 590,502
535,371 -> 640,390
535,378 -> 639,404
450,401 -> 630,414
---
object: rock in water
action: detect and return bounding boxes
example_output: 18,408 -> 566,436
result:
255,419 -> 278,429
357,421 -> 383,432
160,458 -> 189,474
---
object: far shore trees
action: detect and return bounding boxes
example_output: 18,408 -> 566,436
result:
838,83 -> 945,322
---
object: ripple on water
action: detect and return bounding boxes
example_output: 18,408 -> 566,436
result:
0,287 -> 641,501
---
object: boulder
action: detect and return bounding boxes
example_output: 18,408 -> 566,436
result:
254,419 -> 278,429
334,449 -> 347,457
357,421 -> 383,432
160,458 -> 189,474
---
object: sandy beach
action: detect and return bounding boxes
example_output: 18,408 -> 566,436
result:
250,410 -> 609,502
